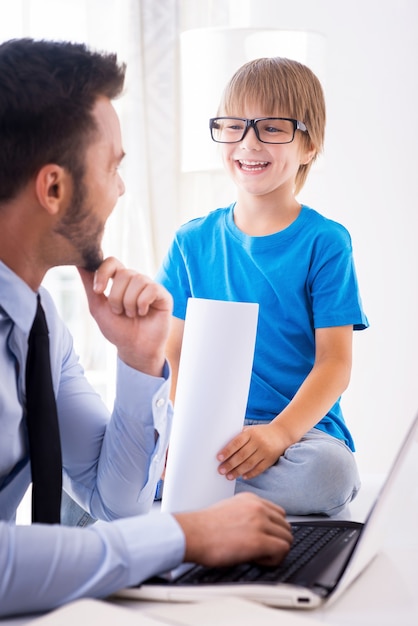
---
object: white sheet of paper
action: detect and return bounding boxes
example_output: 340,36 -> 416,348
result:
161,298 -> 259,513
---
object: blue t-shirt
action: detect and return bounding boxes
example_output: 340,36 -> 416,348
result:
157,204 -> 369,450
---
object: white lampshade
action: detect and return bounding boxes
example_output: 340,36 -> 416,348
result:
180,27 -> 326,172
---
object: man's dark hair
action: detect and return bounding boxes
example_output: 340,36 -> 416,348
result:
0,38 -> 126,202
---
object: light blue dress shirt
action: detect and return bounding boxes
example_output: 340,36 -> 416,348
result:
0,261 -> 185,617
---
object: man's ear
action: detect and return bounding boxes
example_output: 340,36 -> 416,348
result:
34,164 -> 70,215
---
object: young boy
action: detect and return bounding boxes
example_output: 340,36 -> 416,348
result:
157,57 -> 369,515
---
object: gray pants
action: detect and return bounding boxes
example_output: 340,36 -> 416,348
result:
60,490 -> 95,527
235,426 -> 360,516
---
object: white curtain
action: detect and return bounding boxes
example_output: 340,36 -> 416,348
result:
104,0 -> 180,273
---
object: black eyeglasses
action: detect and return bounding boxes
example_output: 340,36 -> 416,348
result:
209,117 -> 308,144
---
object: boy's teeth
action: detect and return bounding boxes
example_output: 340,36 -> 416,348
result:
239,160 -> 269,170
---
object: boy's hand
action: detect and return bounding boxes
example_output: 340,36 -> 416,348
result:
217,423 -> 288,480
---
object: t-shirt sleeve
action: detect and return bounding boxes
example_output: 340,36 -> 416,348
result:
309,226 -> 369,331
156,236 -> 191,320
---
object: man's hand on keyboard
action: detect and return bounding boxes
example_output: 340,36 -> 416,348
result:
173,492 -> 293,568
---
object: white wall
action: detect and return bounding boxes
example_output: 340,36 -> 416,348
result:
179,0 -> 418,475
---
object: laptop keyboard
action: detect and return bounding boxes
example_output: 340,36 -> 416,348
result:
174,524 -> 350,586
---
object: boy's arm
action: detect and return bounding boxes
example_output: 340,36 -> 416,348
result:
217,325 -> 353,481
165,316 -> 185,403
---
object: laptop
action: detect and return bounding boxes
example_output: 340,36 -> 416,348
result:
117,413 -> 418,609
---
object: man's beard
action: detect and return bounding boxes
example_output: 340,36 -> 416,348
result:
54,175 -> 104,272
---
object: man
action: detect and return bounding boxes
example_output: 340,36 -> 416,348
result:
0,38 -> 292,617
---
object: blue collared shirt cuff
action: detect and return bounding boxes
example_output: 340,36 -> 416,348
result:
115,357 -> 171,430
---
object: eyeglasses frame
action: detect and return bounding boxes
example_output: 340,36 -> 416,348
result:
209,116 -> 308,145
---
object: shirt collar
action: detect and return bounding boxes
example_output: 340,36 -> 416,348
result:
0,261 -> 38,334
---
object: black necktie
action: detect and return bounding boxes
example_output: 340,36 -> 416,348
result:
26,295 -> 62,524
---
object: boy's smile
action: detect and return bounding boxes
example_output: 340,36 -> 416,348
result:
238,159 -> 270,172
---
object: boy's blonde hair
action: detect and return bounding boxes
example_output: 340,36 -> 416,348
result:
218,57 -> 326,194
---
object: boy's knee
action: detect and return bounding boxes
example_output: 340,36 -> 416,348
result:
285,439 -> 360,514
237,435 -> 361,516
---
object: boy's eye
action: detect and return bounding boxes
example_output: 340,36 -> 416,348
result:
226,121 -> 245,131
257,119 -> 295,141
260,123 -> 286,134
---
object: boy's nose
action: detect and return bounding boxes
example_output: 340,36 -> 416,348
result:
240,125 -> 261,149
